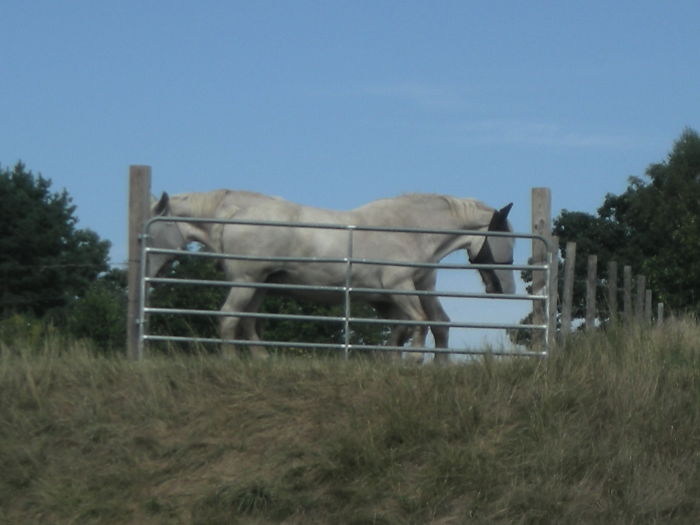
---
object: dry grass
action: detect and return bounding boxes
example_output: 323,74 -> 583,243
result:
1,319 -> 699,524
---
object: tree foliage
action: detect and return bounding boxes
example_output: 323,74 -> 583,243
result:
66,268 -> 127,352
147,253 -> 228,350
553,128 -> 700,316
259,295 -> 389,354
0,162 -> 111,317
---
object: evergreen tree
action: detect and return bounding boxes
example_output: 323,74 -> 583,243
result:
0,162 -> 110,317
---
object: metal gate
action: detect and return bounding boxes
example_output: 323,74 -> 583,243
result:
138,217 -> 552,358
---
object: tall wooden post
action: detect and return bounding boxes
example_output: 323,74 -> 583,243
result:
586,255 -> 597,331
531,188 -> 551,349
548,236 -> 560,348
635,275 -> 646,323
607,261 -> 618,323
560,242 -> 576,339
623,265 -> 633,323
127,166 -> 151,360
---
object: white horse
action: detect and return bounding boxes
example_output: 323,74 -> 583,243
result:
147,190 -> 515,359
147,191 -> 454,358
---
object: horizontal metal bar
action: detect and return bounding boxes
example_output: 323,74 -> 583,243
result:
146,307 -> 346,324
144,306 -> 548,332
146,215 -> 551,245
145,246 -> 546,273
145,334 -> 345,351
146,276 -> 548,302
143,334 -> 547,357
349,317 -> 547,331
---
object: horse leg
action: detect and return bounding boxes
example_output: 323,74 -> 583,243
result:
389,282 -> 429,363
422,296 -> 451,363
220,283 -> 268,359
239,289 -> 270,359
386,297 -> 449,363
413,272 -> 451,363
388,320 -> 412,347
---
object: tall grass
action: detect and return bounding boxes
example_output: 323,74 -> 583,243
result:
1,319 -> 698,524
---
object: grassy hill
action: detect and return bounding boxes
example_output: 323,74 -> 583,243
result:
1,319 -> 699,524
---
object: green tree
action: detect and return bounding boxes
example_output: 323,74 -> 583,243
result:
551,209 -> 632,320
552,128 -> 700,317
512,128 -> 700,347
259,295 -> 389,355
148,253 -> 228,351
0,162 -> 111,317
602,129 -> 700,310
67,268 -> 127,352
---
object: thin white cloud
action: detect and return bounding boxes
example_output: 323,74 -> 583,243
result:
456,119 -> 637,149
357,83 -> 638,149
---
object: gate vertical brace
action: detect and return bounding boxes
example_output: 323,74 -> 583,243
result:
344,226 -> 356,359
531,188 -> 552,352
127,165 -> 152,360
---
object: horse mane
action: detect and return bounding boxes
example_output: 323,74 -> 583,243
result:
169,190 -> 228,217
392,193 -> 494,221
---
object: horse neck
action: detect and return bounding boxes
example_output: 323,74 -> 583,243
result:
403,196 -> 497,259
444,198 -> 499,255
450,198 -> 496,230
359,195 -> 494,230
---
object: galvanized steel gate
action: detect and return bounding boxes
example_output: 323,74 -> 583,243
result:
137,216 -> 552,358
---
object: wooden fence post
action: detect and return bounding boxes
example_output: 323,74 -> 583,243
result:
548,236 -> 560,347
560,242 -> 576,339
607,261 -> 618,323
645,290 -> 652,324
127,165 -> 151,360
531,188 -> 552,349
635,275 -> 646,323
586,255 -> 597,331
657,303 -> 664,326
623,265 -> 633,323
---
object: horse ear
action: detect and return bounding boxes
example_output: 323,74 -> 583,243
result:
153,192 -> 170,216
487,202 -> 513,231
499,203 -> 513,219
489,203 -> 513,230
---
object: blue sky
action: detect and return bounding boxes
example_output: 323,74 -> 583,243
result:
2,1 -> 699,347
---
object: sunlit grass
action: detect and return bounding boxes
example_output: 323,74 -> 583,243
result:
1,318 -> 699,523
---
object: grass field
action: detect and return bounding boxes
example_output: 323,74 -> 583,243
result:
1,319 -> 699,524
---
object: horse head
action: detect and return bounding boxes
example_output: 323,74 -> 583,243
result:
467,203 -> 516,294
145,192 -> 187,278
